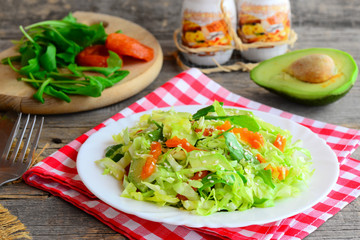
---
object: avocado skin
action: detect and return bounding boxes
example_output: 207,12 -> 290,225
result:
261,84 -> 353,106
250,48 -> 358,106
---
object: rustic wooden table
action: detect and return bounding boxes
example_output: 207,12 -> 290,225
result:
0,0 -> 359,239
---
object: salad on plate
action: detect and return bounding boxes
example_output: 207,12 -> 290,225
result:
96,101 -> 313,216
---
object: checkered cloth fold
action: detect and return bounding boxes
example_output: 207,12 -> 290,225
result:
23,68 -> 360,240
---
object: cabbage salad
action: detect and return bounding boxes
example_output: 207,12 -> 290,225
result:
96,101 -> 313,216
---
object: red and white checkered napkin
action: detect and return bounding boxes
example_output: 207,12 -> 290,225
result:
23,68 -> 360,240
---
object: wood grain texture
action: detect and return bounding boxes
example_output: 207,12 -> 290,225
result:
0,0 -> 359,239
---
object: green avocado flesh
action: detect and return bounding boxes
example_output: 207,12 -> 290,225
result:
250,48 -> 358,105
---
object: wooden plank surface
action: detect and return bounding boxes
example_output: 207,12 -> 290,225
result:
1,0 -> 359,239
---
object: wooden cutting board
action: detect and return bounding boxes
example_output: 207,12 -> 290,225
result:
0,11 -> 163,115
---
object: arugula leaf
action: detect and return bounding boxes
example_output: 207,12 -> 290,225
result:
198,172 -> 232,197
147,121 -> 164,142
20,58 -> 40,75
87,71 -> 129,89
198,171 -> 247,198
205,115 -> 260,132
224,132 -> 247,161
71,65 -> 121,77
44,85 -> 72,102
2,12 -> 128,103
107,51 -> 123,68
33,78 -> 52,103
1,55 -> 21,65
19,44 -> 39,67
56,78 -> 103,97
62,12 -> 77,22
192,102 -> 224,120
224,132 -> 275,189
192,101 -> 260,132
39,43 -> 57,72
105,144 -> 124,162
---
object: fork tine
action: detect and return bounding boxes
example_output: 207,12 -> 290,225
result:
0,114 -> 44,186
8,114 -> 30,163
25,116 -> 44,168
17,115 -> 37,163
0,112 -> 22,163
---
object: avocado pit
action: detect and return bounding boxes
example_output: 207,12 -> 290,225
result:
285,54 -> 336,83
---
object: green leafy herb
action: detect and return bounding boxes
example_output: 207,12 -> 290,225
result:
1,12 -> 129,103
224,132 -> 275,189
205,115 -> 260,132
192,101 -> 260,132
224,132 -> 248,161
105,144 -> 124,162
192,102 -> 224,120
148,121 -> 164,142
198,172 -> 233,197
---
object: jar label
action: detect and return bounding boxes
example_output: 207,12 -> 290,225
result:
237,2 -> 290,43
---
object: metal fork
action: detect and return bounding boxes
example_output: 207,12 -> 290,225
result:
0,113 -> 44,186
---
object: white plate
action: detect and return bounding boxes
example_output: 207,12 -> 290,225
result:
77,105 -> 339,228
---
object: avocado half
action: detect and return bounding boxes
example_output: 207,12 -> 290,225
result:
250,48 -> 358,106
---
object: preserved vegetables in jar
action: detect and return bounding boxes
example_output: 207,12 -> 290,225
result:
181,0 -> 237,66
237,0 -> 291,62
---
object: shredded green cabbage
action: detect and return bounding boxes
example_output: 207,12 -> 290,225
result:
96,101 -> 313,215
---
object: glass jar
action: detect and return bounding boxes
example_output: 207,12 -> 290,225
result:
181,0 -> 237,66
236,0 -> 291,62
